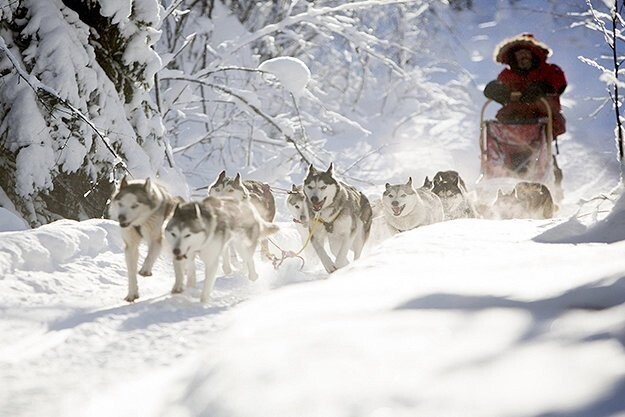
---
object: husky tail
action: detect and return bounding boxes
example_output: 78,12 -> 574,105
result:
260,220 -> 280,237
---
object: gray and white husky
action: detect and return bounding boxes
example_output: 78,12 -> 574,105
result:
425,170 -> 478,220
109,176 -> 181,302
382,177 -> 444,233
286,184 -> 308,227
209,171 -> 276,268
285,184 -> 318,262
491,181 -> 556,220
208,170 -> 276,222
303,163 -> 372,273
164,197 -> 279,303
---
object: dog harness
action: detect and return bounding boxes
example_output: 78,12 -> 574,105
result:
314,207 -> 343,233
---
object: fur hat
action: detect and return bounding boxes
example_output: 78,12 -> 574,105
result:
494,33 -> 552,64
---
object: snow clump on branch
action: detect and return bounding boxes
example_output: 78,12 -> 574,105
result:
259,57 -> 311,99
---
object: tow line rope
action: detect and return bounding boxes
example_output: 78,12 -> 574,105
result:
265,215 -> 321,270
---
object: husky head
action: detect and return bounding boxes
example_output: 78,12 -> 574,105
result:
490,189 -> 519,219
208,171 -> 249,201
382,177 -> 419,217
431,170 -> 467,198
286,184 -> 308,225
109,176 -> 162,228
303,163 -> 339,212
164,202 -> 213,261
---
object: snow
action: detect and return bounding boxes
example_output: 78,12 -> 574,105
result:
3,1 -> 625,417
2,214 -> 625,417
259,56 -> 311,99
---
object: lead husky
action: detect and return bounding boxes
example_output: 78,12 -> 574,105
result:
109,176 -> 181,302
164,197 -> 279,303
382,177 -> 444,233
303,163 -> 372,273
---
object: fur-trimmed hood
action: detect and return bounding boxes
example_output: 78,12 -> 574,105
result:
494,33 -> 552,65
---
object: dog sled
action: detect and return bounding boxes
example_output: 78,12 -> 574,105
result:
476,97 -> 560,200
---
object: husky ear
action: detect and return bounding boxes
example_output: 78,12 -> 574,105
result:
173,202 -> 182,216
326,162 -> 334,175
120,175 -> 129,189
233,173 -> 242,185
407,177 -> 413,187
385,183 -> 391,190
217,170 -> 226,182
496,189 -> 504,198
290,184 -> 299,193
144,177 -> 154,193
307,164 -> 317,176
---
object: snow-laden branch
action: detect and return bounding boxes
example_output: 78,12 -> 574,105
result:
218,0 -> 425,67
0,36 -> 128,174
578,55 -> 609,72
161,75 -> 312,164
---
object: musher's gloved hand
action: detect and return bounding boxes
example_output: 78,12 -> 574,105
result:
484,81 -> 511,105
521,81 -> 553,103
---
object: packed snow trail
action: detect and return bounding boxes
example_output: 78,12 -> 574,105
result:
2,215 -> 625,417
0,219 -> 316,417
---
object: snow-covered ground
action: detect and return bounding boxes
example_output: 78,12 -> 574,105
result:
3,2 -> 625,417
2,212 -> 625,417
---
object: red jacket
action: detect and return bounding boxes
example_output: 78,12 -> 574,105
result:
493,34 -> 567,136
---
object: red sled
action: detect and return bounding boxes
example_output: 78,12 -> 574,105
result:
478,98 -> 555,185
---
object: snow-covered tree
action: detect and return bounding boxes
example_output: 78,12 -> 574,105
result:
157,0 -> 475,188
0,0 -> 477,226
0,0 -> 166,226
576,0 -> 625,179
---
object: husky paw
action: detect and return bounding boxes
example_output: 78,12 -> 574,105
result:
171,285 -> 184,294
325,264 -> 338,274
248,273 -> 259,282
138,269 -> 152,277
124,293 -> 139,302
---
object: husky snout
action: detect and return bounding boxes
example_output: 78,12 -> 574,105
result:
118,214 -> 130,228
391,200 -> 405,216
172,247 -> 187,261
310,195 -> 326,211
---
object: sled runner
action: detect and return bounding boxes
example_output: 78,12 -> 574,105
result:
478,97 -> 555,185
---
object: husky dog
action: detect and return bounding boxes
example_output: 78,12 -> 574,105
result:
303,163 -> 372,273
208,170 -> 276,222
382,177 -> 444,233
286,184 -> 309,243
286,184 -> 308,227
109,176 -> 181,302
164,197 -> 279,303
491,181 -> 556,219
428,170 -> 478,220
285,184 -> 318,262
209,171 -> 276,267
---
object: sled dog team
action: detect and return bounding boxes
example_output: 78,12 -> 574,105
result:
109,164 -> 556,303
